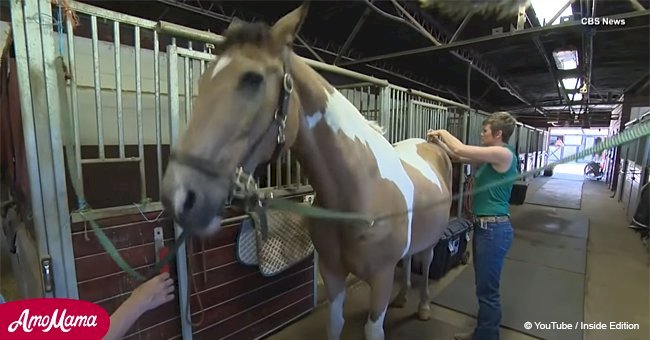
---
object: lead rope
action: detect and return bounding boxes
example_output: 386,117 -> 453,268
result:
263,119 -> 650,225
184,239 -> 205,328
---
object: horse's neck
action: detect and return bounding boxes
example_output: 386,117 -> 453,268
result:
289,56 -> 383,209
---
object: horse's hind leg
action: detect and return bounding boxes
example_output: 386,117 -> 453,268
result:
416,246 -> 435,321
389,256 -> 411,308
365,266 -> 396,340
320,260 -> 348,340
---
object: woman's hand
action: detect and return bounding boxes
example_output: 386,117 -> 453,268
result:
427,129 -> 448,142
105,273 -> 176,340
128,272 -> 175,313
427,129 -> 441,142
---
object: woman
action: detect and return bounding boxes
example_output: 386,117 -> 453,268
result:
428,111 -> 518,340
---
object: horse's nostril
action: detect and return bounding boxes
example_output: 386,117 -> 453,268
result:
183,190 -> 196,213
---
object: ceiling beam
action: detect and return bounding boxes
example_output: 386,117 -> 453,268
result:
337,9 -> 649,67
544,0 -> 577,26
383,0 -> 544,115
334,4 -> 373,65
532,36 -> 576,115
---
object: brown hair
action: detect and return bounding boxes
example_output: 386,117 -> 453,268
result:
482,111 -> 517,142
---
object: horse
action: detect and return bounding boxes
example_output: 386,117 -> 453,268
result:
159,4 -> 453,339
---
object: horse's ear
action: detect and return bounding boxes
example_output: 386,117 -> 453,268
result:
225,17 -> 246,34
270,3 -> 309,52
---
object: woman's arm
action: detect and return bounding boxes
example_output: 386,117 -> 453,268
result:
429,137 -> 474,164
104,273 -> 175,340
428,129 -> 511,167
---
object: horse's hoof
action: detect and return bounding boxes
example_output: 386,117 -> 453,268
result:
389,295 -> 407,308
417,307 -> 432,321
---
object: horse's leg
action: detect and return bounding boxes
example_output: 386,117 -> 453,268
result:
320,260 -> 348,340
365,266 -> 395,340
416,246 -> 435,320
389,256 -> 410,308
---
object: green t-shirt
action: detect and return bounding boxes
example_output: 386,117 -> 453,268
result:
472,144 -> 519,216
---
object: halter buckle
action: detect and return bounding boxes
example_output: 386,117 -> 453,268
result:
283,73 -> 294,93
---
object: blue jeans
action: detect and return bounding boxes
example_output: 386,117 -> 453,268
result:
472,219 -> 513,340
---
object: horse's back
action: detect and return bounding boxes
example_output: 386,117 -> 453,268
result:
393,138 -> 452,194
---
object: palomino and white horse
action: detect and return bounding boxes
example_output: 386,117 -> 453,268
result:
160,4 -> 453,339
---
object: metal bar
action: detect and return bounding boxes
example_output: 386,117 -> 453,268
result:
334,6 -> 372,65
70,186 -> 315,224
135,26 -> 146,202
157,20 -> 224,44
70,1 -> 158,28
410,100 -> 446,110
300,56 -> 388,86
114,21 -> 125,158
166,44 -> 193,340
337,9 -> 650,67
547,0 -> 577,26
449,13 -> 473,43
296,35 -> 324,63
154,31 -> 163,195
65,17 -> 84,203
286,151 -> 292,186
335,82 -> 375,90
517,5 -> 527,30
81,158 -> 142,164
532,36 -> 575,115
9,0 -> 52,298
184,56 -> 191,123
630,0 -> 647,11
90,16 -> 105,159
32,0 -> 77,298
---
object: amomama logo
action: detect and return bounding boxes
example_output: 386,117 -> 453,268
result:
0,298 -> 110,339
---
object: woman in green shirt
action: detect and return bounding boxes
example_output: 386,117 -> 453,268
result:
428,111 -> 518,340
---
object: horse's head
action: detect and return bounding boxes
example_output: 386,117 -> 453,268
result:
160,4 -> 308,235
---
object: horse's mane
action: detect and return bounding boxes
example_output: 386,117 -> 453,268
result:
367,120 -> 386,135
222,21 -> 272,50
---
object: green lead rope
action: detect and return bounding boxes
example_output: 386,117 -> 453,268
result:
83,119 -> 650,282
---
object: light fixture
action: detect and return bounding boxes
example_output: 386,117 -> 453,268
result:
562,77 -> 580,90
570,93 -> 583,101
552,49 -> 579,70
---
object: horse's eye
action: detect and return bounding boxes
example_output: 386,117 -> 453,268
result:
240,71 -> 264,89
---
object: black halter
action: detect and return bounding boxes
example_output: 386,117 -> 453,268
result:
169,51 -> 294,203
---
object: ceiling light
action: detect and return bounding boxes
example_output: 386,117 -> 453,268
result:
570,93 -> 583,101
562,77 -> 580,90
552,49 -> 579,70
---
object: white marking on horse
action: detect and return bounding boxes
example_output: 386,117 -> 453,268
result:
364,308 -> 386,340
329,291 -> 345,340
211,55 -> 231,78
305,111 -> 323,129
394,138 -> 443,189
321,89 -> 414,258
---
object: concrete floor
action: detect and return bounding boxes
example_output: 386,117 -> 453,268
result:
267,174 -> 650,340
